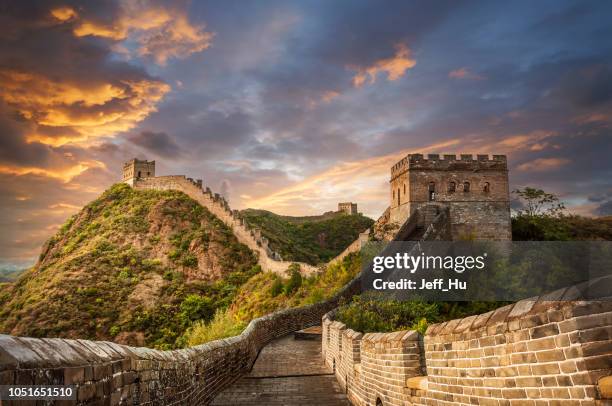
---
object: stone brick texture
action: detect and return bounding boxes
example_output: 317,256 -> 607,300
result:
323,292 -> 612,405
389,153 -> 512,241
0,274 -> 362,405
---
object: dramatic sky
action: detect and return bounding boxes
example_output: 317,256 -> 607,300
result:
1,0 -> 612,267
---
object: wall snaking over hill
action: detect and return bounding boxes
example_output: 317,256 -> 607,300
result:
132,176 -> 324,275
322,293 -> 612,406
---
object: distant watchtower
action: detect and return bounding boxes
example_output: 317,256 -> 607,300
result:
123,159 -> 155,186
338,202 -> 358,215
389,153 -> 511,240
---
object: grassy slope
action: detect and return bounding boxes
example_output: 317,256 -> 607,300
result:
240,208 -> 374,264
0,184 -> 259,349
186,252 -> 362,345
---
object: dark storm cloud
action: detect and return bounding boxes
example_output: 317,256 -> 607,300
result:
555,64 -> 612,108
128,131 -> 182,158
597,201 -> 612,216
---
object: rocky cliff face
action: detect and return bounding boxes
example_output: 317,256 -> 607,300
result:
0,183 -> 259,349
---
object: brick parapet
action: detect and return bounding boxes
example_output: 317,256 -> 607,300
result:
323,294 -> 612,405
0,271 -> 365,405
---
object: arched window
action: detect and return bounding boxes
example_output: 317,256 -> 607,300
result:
376,398 -> 384,406
137,170 -> 142,178
448,181 -> 456,193
403,183 -> 406,194
463,181 -> 470,192
428,182 -> 436,201
483,182 -> 490,193
398,188 -> 401,205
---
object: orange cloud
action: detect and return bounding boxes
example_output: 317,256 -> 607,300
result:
0,160 -> 106,182
516,158 -> 570,172
351,44 -> 416,88
65,4 -> 213,65
50,6 -> 77,22
242,138 -> 460,217
495,130 -> 557,152
321,90 -> 340,103
0,69 -> 170,146
448,67 -> 485,80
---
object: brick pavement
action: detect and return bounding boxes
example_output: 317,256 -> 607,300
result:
211,334 -> 350,405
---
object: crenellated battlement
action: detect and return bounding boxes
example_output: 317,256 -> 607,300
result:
126,171 -> 325,276
391,153 -> 507,178
389,152 -> 511,240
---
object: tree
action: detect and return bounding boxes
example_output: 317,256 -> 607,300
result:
511,187 -> 570,241
284,264 -> 303,295
513,187 -> 565,217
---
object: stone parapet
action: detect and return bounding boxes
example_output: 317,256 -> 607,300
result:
0,272 -> 364,405
323,294 -> 612,405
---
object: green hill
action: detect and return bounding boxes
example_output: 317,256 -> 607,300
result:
0,183 -> 259,349
240,209 -> 374,264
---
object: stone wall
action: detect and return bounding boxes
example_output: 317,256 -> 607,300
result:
0,273 -> 363,405
389,153 -> 511,241
131,175 -> 322,276
322,295 -> 612,405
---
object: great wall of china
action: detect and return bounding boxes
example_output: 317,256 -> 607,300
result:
0,154 -> 610,405
323,295 -> 612,406
131,175 -> 325,276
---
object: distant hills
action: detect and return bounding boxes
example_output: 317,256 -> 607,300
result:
240,209 -> 374,264
0,268 -> 24,283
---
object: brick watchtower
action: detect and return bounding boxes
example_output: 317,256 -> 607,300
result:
122,159 -> 155,186
389,153 -> 511,240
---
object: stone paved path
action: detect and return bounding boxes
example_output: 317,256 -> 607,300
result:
211,332 -> 350,405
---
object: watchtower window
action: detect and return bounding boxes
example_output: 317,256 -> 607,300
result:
403,183 -> 406,195
463,181 -> 470,192
483,182 -> 490,193
393,190 -> 395,199
428,182 -> 436,201
137,170 -> 141,178
397,188 -> 401,205
448,181 -> 456,193
147,172 -> 150,176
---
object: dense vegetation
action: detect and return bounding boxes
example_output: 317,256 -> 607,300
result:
336,294 -> 504,334
185,253 -> 362,345
511,187 -> 612,241
0,183 -> 259,349
240,209 -> 374,264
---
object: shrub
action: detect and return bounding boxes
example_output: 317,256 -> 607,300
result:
284,265 -> 302,295
185,309 -> 246,346
270,276 -> 284,297
109,325 -> 120,336
336,293 -> 440,334
179,294 -> 214,326
181,254 -> 198,267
